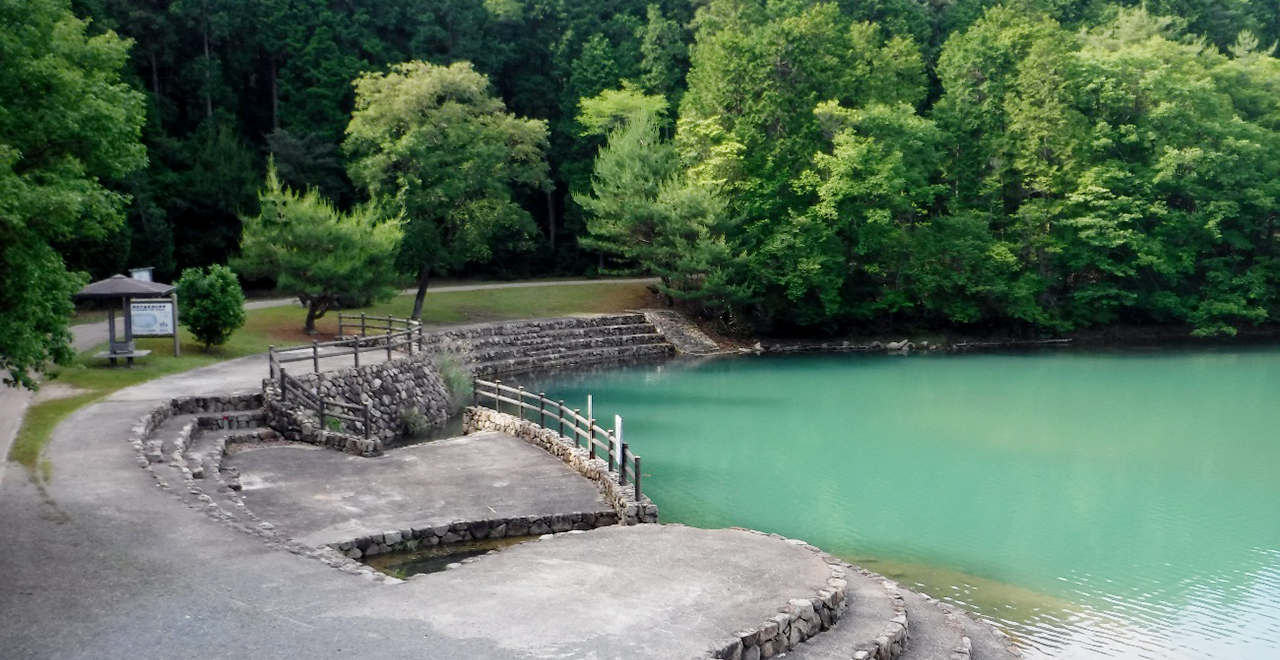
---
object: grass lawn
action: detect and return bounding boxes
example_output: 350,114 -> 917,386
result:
10,280 -> 657,478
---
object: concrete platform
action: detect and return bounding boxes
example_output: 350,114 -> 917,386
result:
343,524 -> 837,658
226,430 -> 614,548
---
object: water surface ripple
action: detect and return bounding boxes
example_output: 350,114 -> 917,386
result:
526,349 -> 1280,659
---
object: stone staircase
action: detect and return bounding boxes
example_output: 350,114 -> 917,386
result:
423,313 -> 677,377
779,565 -> 1021,660
142,409 -> 279,532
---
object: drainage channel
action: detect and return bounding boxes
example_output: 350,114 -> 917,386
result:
360,535 -> 537,578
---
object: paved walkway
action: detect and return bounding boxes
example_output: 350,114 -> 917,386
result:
228,431 -> 614,548
0,278 -> 657,489
0,334 -> 844,659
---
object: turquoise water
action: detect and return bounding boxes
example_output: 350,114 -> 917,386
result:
525,350 -> 1280,659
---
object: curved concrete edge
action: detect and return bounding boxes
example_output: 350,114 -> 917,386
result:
922,596 -> 1023,659
709,529 -> 910,660
123,397 -> 399,584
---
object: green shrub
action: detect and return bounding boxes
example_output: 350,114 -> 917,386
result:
176,265 -> 246,350
432,351 -> 473,413
399,406 -> 430,438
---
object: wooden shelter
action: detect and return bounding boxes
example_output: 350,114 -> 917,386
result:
75,274 -> 176,366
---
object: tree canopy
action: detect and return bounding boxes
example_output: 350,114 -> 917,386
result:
7,0 -> 1280,342
344,61 -> 550,320
1,0 -> 146,389
234,163 -> 401,333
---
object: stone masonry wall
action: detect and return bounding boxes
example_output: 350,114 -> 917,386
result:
463,407 -> 659,525
262,352 -> 450,456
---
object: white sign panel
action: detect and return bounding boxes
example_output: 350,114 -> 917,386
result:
130,300 -> 175,337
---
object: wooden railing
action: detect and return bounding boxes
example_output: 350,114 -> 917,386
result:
472,378 -> 643,501
275,367 -> 373,439
268,313 -> 424,377
265,313 -> 425,440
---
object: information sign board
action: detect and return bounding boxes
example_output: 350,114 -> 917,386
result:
130,299 -> 176,337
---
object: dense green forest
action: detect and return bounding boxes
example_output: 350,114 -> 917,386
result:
8,0 -> 1280,384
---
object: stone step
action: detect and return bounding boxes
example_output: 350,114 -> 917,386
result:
474,342 -> 676,377
785,566 -> 907,660
147,414 -> 200,463
464,332 -> 670,364
422,315 -> 651,343
424,322 -> 661,353
930,601 -> 1022,660
896,589 -> 970,660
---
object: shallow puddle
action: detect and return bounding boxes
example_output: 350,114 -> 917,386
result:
361,535 -> 535,578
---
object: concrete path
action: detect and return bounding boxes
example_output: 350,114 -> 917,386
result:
0,342 -> 845,660
228,431 -> 613,548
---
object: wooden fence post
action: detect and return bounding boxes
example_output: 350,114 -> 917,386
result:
268,345 -> 275,378
279,367 -> 287,403
619,443 -> 629,485
558,401 -> 566,437
517,387 -> 525,420
311,340 -> 319,373
360,312 -> 366,338
385,329 -> 393,360
363,401 -> 372,439
538,393 -> 546,427
587,417 -> 595,460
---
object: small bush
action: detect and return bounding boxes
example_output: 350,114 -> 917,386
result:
400,405 -> 430,438
432,351 -> 473,413
176,265 -> 246,350
324,415 -> 345,432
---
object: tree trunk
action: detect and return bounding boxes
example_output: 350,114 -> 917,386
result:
410,265 -> 430,321
546,190 -> 556,253
304,302 -> 321,334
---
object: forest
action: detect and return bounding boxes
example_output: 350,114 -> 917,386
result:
7,0 -> 1280,368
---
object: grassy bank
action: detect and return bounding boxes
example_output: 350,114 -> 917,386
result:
10,280 -> 657,478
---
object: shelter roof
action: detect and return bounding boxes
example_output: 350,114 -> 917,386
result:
75,274 -> 174,299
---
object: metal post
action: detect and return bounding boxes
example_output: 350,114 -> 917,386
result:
614,415 -> 623,474
558,401 -> 566,437
587,417 -> 595,460
572,409 -> 581,448
171,291 -> 180,357
363,402 -> 371,439
494,380 -> 502,415
517,387 -> 525,420
634,456 -> 642,502
538,393 -> 546,428
386,329 -> 393,359
619,442 -> 629,485
312,340 -> 319,373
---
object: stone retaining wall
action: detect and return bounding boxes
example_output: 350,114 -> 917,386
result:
707,529 -> 910,660
261,352 -> 451,457
463,407 -> 659,525
330,511 -> 621,559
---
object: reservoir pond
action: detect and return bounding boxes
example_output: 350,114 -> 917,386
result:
524,349 -> 1280,659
